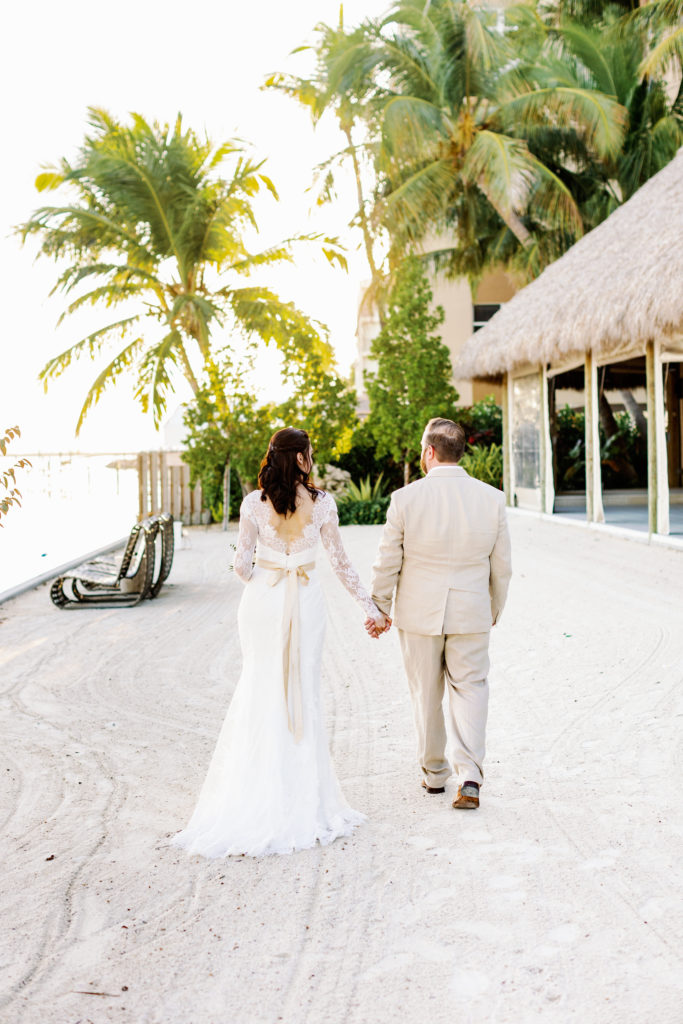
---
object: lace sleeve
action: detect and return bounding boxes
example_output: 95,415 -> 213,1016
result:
233,495 -> 258,583
319,494 -> 381,619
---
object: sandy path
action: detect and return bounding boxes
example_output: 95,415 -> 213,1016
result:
1,515 -> 682,1024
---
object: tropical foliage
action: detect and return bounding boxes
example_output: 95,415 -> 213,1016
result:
553,403 -> 647,490
18,109 -> 344,432
343,473 -> 388,502
181,355 -> 275,520
458,394 -> 504,447
336,495 -> 391,525
367,0 -> 622,279
266,11 -> 387,315
460,443 -> 504,489
276,0 -> 682,283
276,355 -> 358,466
181,350 -> 357,522
331,419 -> 407,492
528,3 -> 683,238
365,254 -> 459,484
335,473 -> 390,525
0,427 -> 31,526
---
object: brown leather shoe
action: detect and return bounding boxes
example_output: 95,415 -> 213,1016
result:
421,779 -> 445,794
452,781 -> 480,809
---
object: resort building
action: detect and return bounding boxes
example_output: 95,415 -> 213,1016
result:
456,147 -> 683,541
352,269 -> 515,416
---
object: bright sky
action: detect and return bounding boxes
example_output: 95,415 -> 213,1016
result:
1,0 -> 388,453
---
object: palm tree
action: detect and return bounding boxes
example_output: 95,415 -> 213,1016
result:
265,12 -> 388,316
531,10 -> 683,233
632,0 -> 683,80
18,109 -> 344,431
348,0 -> 628,281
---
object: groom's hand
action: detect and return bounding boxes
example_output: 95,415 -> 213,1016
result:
365,614 -> 392,639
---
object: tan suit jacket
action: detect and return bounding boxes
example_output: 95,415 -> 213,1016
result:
371,465 -> 512,636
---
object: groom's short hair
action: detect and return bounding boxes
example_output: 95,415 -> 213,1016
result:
423,418 -> 466,463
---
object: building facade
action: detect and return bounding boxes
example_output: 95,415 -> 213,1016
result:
352,269 -> 515,415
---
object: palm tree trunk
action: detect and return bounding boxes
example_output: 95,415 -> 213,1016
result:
178,347 -> 200,395
484,193 -> 532,248
620,388 -> 647,436
344,126 -> 385,322
404,458 -> 411,486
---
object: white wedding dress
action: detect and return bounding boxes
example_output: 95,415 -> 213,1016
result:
171,489 -> 379,858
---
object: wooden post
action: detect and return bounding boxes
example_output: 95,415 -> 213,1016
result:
149,453 -> 159,515
159,450 -> 169,514
501,373 -> 512,506
181,464 -> 192,525
540,365 -> 555,515
647,339 -> 670,535
192,481 -> 203,525
172,465 -> 182,521
585,351 -> 605,523
137,452 -> 147,521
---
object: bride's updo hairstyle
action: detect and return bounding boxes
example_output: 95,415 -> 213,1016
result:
258,427 -> 320,516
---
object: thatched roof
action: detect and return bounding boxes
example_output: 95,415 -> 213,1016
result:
456,147 -> 683,379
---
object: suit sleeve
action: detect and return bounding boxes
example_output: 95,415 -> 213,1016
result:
489,497 -> 512,625
371,492 -> 404,617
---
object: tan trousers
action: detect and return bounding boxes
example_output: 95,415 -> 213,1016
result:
398,630 -> 490,788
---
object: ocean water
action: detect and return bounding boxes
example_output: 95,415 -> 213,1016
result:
0,453 -> 140,596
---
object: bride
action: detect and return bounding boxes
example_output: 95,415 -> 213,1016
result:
171,427 -> 390,858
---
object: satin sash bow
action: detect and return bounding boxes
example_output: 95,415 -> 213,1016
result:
256,557 -> 316,743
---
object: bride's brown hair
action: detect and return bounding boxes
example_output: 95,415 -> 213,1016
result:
258,427 -> 320,516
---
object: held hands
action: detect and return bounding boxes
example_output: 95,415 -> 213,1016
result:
364,612 -> 392,639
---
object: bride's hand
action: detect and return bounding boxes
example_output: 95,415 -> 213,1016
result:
364,613 -> 391,639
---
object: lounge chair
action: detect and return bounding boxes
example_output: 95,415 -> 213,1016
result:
50,514 -> 174,608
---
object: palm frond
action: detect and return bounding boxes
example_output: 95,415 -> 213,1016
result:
381,95 -> 445,160
462,131 -> 537,227
228,244 -> 296,274
639,25 -> 683,79
555,22 -> 617,96
135,330 -> 184,427
75,336 -> 145,434
380,158 -> 457,239
207,140 -> 245,169
52,262 -> 161,297
497,86 -> 627,160
34,169 -> 67,192
58,282 -> 148,322
525,157 -> 584,238
462,2 -> 508,76
39,315 -> 142,383
19,204 -> 149,259
228,287 -> 333,366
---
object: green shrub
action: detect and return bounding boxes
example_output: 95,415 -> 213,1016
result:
458,395 -> 503,446
460,443 -> 503,489
336,495 -> 391,525
330,420 -> 406,491
344,474 -> 387,502
553,403 -> 647,490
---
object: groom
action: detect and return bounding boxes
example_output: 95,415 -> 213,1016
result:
368,417 -> 512,810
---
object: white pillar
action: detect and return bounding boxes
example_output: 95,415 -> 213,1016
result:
646,339 -> 670,535
501,373 -> 513,506
585,351 -> 605,523
507,372 -> 516,506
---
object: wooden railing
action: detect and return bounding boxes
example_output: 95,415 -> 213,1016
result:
137,451 -> 207,525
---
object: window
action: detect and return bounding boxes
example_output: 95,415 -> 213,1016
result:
512,373 -> 542,503
473,303 -> 501,331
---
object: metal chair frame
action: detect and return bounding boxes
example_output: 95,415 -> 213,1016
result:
50,514 -> 175,609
